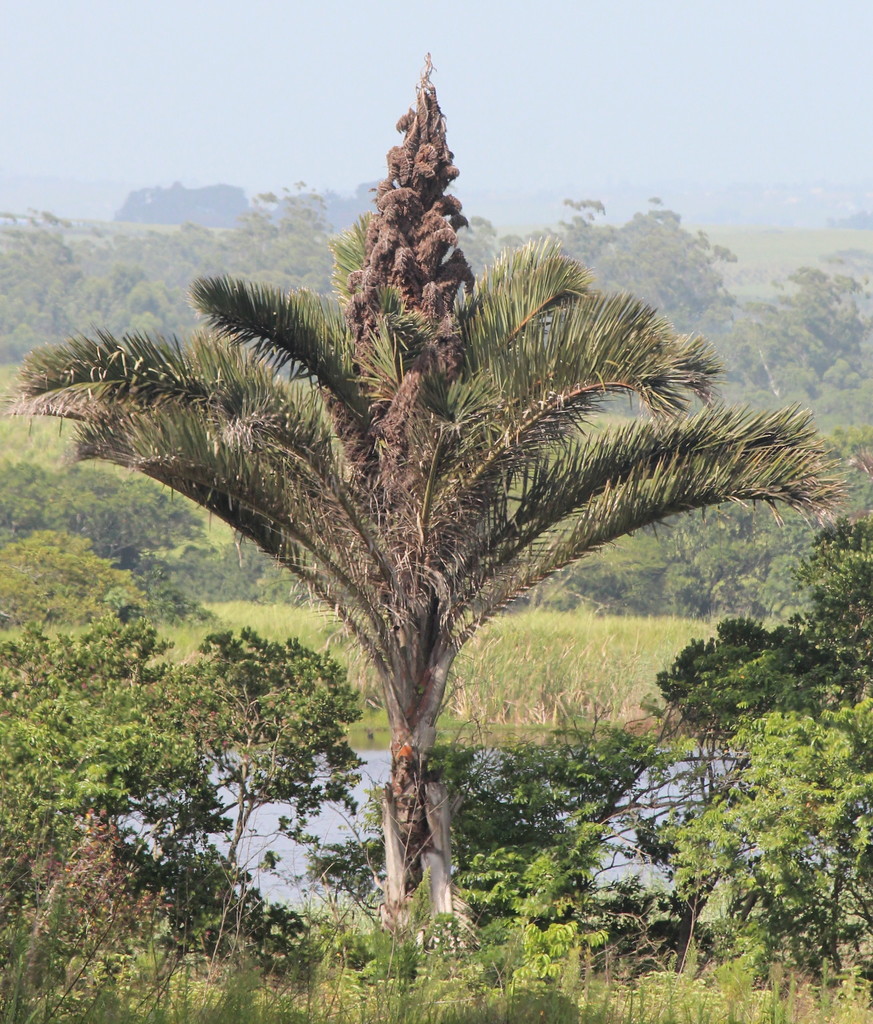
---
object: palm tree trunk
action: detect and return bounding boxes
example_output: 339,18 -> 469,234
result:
379,738 -> 454,931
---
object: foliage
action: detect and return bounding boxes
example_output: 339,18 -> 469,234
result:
438,736 -> 653,913
795,516 -> 873,688
558,199 -> 736,333
651,515 -> 873,973
0,530 -> 144,626
535,503 -> 817,620
1,813 -> 165,1024
226,189 -> 333,292
457,199 -> 737,336
721,266 -> 873,421
0,229 -> 83,361
0,458 -> 293,617
533,427 -> 873,622
673,702 -> 873,974
659,516 -> 873,732
6,943 -> 873,1024
0,188 -> 334,365
0,620 -> 208,937
407,518 -> 873,976
0,618 -> 360,975
196,628 -> 361,861
656,616 -> 807,736
0,461 -> 201,565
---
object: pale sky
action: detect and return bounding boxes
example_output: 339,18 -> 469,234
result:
4,0 -> 873,200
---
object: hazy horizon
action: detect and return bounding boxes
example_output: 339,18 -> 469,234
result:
6,0 -> 873,226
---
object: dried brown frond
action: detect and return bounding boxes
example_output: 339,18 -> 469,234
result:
346,58 -> 474,478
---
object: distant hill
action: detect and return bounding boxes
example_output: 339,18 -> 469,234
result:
115,182 -> 249,227
0,174 -> 133,222
829,210 -> 873,230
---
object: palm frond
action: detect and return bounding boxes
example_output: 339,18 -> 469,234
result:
329,214 -> 371,299
457,238 -> 593,369
189,276 -> 367,420
14,332 -> 409,619
14,330 -> 212,419
71,403 -> 398,655
445,405 -> 843,638
360,296 -> 440,403
498,292 -> 722,415
15,330 -> 326,447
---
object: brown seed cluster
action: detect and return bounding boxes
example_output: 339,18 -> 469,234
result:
346,58 -> 474,464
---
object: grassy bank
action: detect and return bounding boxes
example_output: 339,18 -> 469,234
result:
162,601 -> 707,734
449,608 -> 701,728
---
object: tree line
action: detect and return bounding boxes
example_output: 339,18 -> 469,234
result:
4,187 -> 872,429
4,189 -> 872,623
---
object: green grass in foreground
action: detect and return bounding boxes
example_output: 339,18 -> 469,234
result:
8,960 -> 873,1024
166,602 -> 707,734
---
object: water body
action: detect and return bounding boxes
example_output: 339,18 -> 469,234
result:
215,749 -> 391,902
217,748 -> 696,903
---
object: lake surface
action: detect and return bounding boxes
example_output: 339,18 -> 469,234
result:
216,747 -> 686,903
215,749 -> 391,902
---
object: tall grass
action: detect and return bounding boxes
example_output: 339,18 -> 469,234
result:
5,939 -> 872,1024
181,601 -> 343,653
162,602 -> 707,730
448,608 -> 705,727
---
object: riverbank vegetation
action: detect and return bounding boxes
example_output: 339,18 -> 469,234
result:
7,514 -> 873,1020
6,68 -> 873,1024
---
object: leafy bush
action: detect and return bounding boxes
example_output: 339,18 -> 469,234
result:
0,530 -> 144,626
0,618 -> 361,991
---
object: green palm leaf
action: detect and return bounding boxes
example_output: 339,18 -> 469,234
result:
448,405 -> 841,637
457,238 -> 593,368
189,276 -> 367,421
329,214 -> 370,299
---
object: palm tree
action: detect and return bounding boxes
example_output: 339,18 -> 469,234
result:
13,66 -> 840,930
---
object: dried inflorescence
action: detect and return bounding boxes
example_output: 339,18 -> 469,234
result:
347,58 -> 474,465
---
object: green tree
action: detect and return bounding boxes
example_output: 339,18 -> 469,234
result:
0,618 -> 213,970
12,69 -> 840,929
0,531 -> 144,626
723,266 -> 873,414
649,515 -> 873,971
672,702 -> 873,974
196,628 -> 360,880
227,188 -> 333,292
559,199 -> 736,333
0,462 -> 201,567
538,428 -> 873,621
0,460 -> 282,612
0,188 -> 336,365
0,229 -> 82,360
0,619 -> 359,969
659,516 -> 873,730
535,504 -> 816,620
